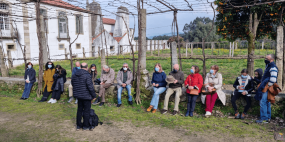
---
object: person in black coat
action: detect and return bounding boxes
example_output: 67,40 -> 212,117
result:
231,69 -> 254,119
47,65 -> 66,104
20,62 -> 36,100
251,68 -> 263,93
71,62 -> 96,131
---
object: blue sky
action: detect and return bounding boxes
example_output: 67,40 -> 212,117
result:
65,0 -> 216,37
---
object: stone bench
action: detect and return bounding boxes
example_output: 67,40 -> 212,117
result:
0,77 -> 284,106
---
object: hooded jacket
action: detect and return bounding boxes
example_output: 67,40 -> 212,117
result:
151,71 -> 167,88
71,69 -> 96,100
51,69 -> 66,93
253,68 -> 263,90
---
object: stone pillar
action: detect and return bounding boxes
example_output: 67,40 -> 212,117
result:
7,50 -> 12,68
150,40 -> 153,55
276,26 -> 283,87
229,42 -> 232,57
211,42 -> 214,55
236,42 -> 238,49
191,43 -> 193,56
157,40 -> 160,56
163,42 -> 165,49
171,41 -> 178,69
101,49 -> 106,70
185,43 -> 188,57
83,47 -> 86,58
262,41 -> 264,50
65,48 -> 68,59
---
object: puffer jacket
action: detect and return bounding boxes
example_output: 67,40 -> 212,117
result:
43,69 -> 55,92
51,69 -> 66,93
71,69 -> 96,100
184,73 -> 203,94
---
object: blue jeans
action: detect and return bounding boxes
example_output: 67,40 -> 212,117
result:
21,82 -> 33,99
260,91 -> 271,120
150,87 -> 166,109
117,85 -> 132,104
186,94 -> 199,113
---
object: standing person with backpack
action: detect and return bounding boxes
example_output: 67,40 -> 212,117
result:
20,62 -> 36,100
72,63 -> 96,131
39,61 -> 55,102
47,65 -> 67,104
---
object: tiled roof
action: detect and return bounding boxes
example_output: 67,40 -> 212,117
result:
114,33 -> 127,42
103,18 -> 116,25
109,33 -> 113,36
41,0 -> 84,11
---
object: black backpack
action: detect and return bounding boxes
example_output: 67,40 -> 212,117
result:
89,109 -> 103,129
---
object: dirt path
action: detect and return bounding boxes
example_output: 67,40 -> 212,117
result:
0,111 -> 267,142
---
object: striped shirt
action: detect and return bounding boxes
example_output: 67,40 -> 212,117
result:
238,79 -> 246,92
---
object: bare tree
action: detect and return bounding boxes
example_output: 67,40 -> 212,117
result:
135,0 -> 142,104
12,21 -> 27,67
68,15 -> 81,72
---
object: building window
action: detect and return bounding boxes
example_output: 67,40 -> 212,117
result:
75,15 -> 83,34
7,44 -> 15,50
110,46 -> 115,51
58,12 -> 67,38
76,43 -> 81,49
59,44 -> 64,50
0,13 -> 9,30
0,3 -> 8,10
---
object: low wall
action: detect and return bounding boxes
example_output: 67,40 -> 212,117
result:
0,77 -> 284,107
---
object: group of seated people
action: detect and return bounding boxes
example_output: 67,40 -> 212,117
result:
20,53 -> 277,123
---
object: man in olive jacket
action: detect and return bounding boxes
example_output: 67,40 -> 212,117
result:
98,65 -> 115,106
71,63 -> 96,131
116,63 -> 133,107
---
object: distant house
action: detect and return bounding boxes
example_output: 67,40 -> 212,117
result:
1,0 -> 136,66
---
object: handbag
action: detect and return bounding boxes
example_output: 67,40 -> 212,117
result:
187,77 -> 199,95
202,83 -> 216,95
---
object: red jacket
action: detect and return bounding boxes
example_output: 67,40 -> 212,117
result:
184,73 -> 203,94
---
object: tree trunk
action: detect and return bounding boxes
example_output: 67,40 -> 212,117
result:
135,2 -> 142,105
36,1 -> 44,97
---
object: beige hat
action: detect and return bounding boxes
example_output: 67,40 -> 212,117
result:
165,75 -> 175,84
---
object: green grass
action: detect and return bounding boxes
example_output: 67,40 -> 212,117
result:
0,88 -> 282,141
8,49 -> 275,84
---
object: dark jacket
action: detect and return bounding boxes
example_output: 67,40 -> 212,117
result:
51,69 -> 67,93
72,67 -> 79,76
24,68 -> 36,84
151,71 -> 167,88
71,69 -> 96,100
169,70 -> 184,89
253,68 -> 263,90
255,62 -> 278,101
90,71 -> 97,85
233,75 -> 254,94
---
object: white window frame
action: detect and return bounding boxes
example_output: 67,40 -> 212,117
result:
6,43 -> 16,51
59,44 -> 65,50
0,13 -> 9,30
76,43 -> 81,49
58,12 -> 68,38
75,15 -> 83,34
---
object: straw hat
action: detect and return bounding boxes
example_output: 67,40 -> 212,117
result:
165,75 -> 175,84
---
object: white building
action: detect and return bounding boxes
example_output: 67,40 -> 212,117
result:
1,0 -> 168,67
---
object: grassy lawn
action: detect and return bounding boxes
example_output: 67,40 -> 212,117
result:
0,88 -> 282,141
8,49 -> 274,85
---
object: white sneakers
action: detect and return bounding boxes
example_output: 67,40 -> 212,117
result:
205,111 -> 212,117
47,99 -> 57,104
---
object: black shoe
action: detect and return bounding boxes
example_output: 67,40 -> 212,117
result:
172,111 -> 178,116
161,109 -> 167,114
92,99 -> 99,105
128,101 -> 133,105
99,102 -> 104,107
117,104 -> 121,107
20,97 -> 24,100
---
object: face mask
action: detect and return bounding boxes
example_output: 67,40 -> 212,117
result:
56,69 -> 59,72
155,67 -> 159,72
210,69 -> 214,74
190,69 -> 194,74
241,75 -> 247,79
28,65 -> 32,69
91,69 -> 95,71
123,67 -> 127,71
173,69 -> 177,73
48,65 -> 52,68
77,67 -> 80,69
264,59 -> 270,65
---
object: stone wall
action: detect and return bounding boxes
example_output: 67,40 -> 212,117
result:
0,77 -> 285,107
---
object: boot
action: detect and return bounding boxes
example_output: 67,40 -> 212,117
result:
234,111 -> 240,119
147,106 -> 153,112
152,109 -> 157,113
67,97 -> 74,103
92,98 -> 99,105
185,111 -> 190,117
38,97 -> 47,102
189,112 -> 193,117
